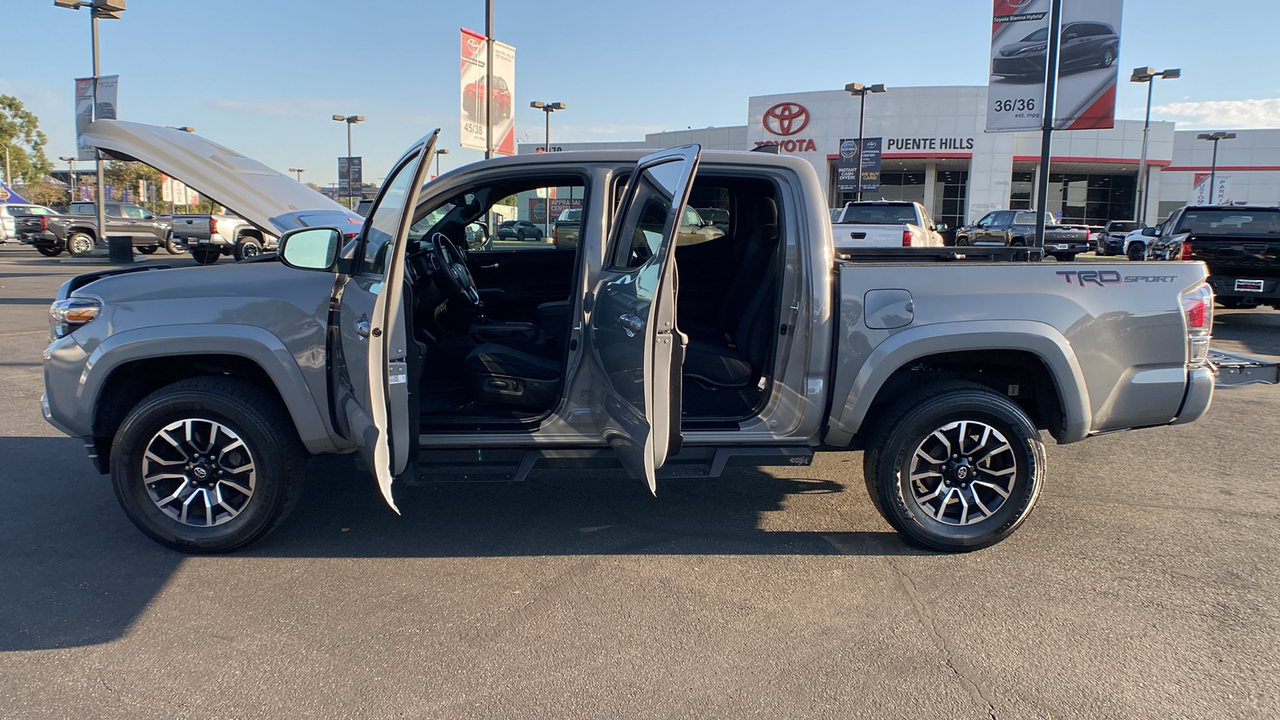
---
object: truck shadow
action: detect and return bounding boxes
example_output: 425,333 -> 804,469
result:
0,438 -> 909,652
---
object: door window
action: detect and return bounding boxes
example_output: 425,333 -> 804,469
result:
608,161 -> 686,270
361,160 -> 422,277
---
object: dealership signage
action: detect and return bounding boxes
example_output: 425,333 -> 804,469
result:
757,102 -> 819,153
337,156 -> 363,195
986,0 -> 1124,132
1190,173 -> 1232,205
885,137 -> 976,151
459,29 -> 516,156
75,75 -> 117,161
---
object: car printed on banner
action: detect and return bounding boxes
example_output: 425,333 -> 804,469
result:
462,76 -> 512,121
992,21 -> 1120,82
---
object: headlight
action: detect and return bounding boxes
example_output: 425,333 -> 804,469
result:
50,297 -> 102,338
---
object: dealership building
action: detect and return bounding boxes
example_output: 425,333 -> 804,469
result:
519,85 -> 1280,228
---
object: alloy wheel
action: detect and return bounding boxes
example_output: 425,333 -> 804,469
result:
907,420 -> 1017,526
141,418 -> 256,527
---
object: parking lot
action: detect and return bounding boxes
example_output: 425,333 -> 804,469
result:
0,244 -> 1277,719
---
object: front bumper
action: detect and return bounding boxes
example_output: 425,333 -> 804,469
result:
42,334 -> 93,440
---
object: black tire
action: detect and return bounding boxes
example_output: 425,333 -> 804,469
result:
110,377 -> 307,553
1053,253 -> 1077,262
955,236 -> 970,247
68,232 -> 95,257
863,382 -> 1046,552
165,234 -> 186,255
1010,237 -> 1026,247
234,237 -> 263,261
1127,242 -> 1145,261
137,245 -> 158,255
35,244 -> 64,257
1100,47 -> 1115,68
192,247 -> 220,265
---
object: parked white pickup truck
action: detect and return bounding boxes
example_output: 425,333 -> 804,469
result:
831,201 -> 946,251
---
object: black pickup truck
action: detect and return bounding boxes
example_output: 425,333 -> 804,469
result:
1165,205 -> 1280,309
953,209 -> 1090,261
15,201 -> 174,257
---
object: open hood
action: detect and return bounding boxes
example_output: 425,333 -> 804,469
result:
80,120 -> 358,235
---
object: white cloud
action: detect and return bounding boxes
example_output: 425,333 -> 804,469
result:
1153,98 -> 1280,129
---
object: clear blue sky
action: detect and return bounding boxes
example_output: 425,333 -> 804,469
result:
2,0 -> 1276,187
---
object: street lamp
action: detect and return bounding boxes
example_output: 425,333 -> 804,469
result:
433,149 -> 449,177
843,83 -> 887,202
1196,131 -> 1237,204
59,156 -> 77,200
333,114 -> 364,208
289,167 -> 305,182
530,101 -> 567,153
54,0 -> 126,254
1130,67 -> 1179,224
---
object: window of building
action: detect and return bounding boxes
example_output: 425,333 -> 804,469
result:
933,170 -> 968,229
1010,171 -> 1034,210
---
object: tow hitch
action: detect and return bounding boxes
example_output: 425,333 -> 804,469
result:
1210,349 -> 1280,387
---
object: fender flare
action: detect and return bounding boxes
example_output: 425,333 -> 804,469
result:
825,320 -> 1092,446
82,324 -> 341,455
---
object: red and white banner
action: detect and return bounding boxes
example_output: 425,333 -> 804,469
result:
459,29 -> 516,156
986,0 -> 1123,132
1190,173 -> 1232,205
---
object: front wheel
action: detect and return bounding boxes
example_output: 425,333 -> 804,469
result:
166,234 -> 186,255
955,236 -> 970,247
35,244 -> 64,257
1127,242 -> 1146,261
110,377 -> 307,553
864,382 -> 1046,552
68,232 -> 95,257
137,246 -> 158,255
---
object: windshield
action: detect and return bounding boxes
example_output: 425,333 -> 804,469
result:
839,205 -> 918,225
1178,209 -> 1280,235
1108,221 -> 1139,232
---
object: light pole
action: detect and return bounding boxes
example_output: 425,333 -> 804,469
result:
289,167 -> 305,182
1197,131 -> 1237,204
54,0 -> 125,253
843,83 -> 886,202
433,149 -> 448,177
530,101 -> 567,153
59,156 -> 77,201
332,114 -> 364,208
1130,67 -> 1180,224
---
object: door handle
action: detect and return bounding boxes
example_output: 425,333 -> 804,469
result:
480,263 -> 499,269
356,320 -> 370,338
619,313 -> 644,338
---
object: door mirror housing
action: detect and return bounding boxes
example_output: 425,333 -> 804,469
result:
279,227 -> 341,271
1140,226 -> 1158,237
934,222 -> 949,232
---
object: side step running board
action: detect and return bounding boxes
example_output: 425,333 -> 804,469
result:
405,446 -> 815,485
1210,349 -> 1280,387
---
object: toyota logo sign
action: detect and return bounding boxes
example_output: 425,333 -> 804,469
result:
763,102 -> 810,137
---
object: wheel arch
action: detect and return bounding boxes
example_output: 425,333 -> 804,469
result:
825,321 -> 1092,448
84,327 -> 342,472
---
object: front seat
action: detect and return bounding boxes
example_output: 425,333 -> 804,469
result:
462,302 -> 571,411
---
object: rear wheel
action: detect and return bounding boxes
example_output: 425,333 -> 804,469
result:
234,237 -> 263,261
1127,242 -> 1146,261
110,377 -> 307,553
165,234 -> 186,255
35,244 -> 64,257
1052,253 -> 1077,262
864,382 -> 1046,552
137,246 -> 158,255
68,232 -> 95,257
192,247 -> 220,265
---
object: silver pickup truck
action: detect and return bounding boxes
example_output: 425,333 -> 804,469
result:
43,120 -> 1223,555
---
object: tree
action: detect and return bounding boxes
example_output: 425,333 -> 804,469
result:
22,182 -> 66,208
0,95 -> 52,186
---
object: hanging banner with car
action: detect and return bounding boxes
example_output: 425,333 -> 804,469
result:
75,75 -> 118,161
986,0 -> 1051,132
459,29 -> 516,156
1052,0 -> 1123,130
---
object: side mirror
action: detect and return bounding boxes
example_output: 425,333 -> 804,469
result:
279,227 -> 341,271
1140,227 -> 1157,237
934,223 -> 949,232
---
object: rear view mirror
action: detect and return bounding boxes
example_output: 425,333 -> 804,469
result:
279,227 -> 341,271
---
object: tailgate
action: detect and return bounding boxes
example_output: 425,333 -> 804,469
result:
1190,236 -> 1280,278
832,223 -> 904,249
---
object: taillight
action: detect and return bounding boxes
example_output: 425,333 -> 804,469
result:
1180,283 -> 1213,365
902,228 -> 912,247
39,217 -> 48,232
209,217 -> 218,238
1181,240 -> 1192,261
552,224 -> 558,241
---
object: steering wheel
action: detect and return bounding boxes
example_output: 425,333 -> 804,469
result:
431,232 -> 483,311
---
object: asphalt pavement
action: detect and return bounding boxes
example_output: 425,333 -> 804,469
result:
0,245 -> 1276,719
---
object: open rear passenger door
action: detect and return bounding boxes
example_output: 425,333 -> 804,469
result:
588,145 -> 701,494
